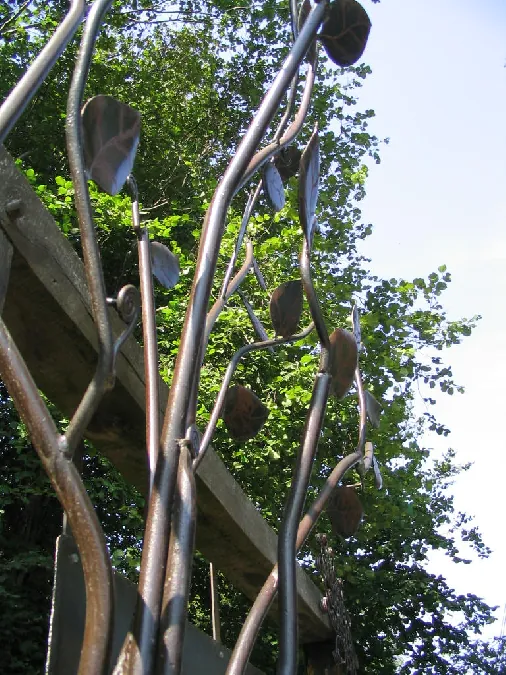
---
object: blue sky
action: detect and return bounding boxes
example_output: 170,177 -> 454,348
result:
355,0 -> 506,638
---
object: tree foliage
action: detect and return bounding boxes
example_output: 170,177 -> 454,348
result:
0,1 -> 502,673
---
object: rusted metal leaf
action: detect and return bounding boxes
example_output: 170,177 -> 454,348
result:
319,0 -> 371,68
263,162 -> 285,211
351,303 -> 362,352
274,145 -> 301,181
372,456 -> 383,490
298,126 -> 319,250
326,486 -> 363,538
82,95 -> 141,196
298,0 -> 317,62
365,390 -> 382,428
222,385 -> 269,441
151,241 -> 179,289
329,327 -> 358,399
269,280 -> 303,337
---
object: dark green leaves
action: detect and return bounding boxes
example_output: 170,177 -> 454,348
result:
298,126 -> 319,250
319,0 -> 371,67
262,162 -> 285,211
326,486 -> 363,538
82,95 -> 141,196
269,280 -> 303,337
222,385 -> 269,441
329,327 -> 358,399
151,241 -> 179,289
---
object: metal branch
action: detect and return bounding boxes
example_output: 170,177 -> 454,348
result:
226,449 -> 362,675
129,8 -> 328,671
195,322 -> 315,469
64,0 -> 115,457
0,0 -> 85,143
0,319 -> 113,675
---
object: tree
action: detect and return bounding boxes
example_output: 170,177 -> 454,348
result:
0,1 -> 502,673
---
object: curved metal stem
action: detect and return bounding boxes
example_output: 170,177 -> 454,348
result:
128,175 -> 160,495
300,238 -> 330,351
226,450 -> 362,675
128,8 -> 328,672
0,319 -> 113,675
64,0 -> 115,457
157,444 -> 196,675
0,0 -> 85,143
195,323 -> 315,469
277,370 -> 331,674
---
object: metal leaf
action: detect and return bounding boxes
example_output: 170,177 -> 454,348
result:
363,441 -> 374,472
365,390 -> 382,429
372,456 -> 383,490
262,162 -> 285,212
319,0 -> 371,67
269,280 -> 303,338
351,303 -> 362,352
326,486 -> 363,538
151,241 -> 179,289
274,145 -> 301,181
329,327 -> 358,399
82,95 -> 141,196
222,385 -> 269,441
298,0 -> 317,62
298,126 -> 320,250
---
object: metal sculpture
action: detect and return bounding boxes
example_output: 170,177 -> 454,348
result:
0,0 -> 386,673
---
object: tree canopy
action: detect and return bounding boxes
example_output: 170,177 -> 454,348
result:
1,1 -> 504,673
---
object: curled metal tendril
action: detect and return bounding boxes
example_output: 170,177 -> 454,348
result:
112,284 -> 140,364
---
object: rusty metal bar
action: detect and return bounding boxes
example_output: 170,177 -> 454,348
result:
226,450 -> 362,675
157,444 -> 196,674
128,8 -> 329,672
128,175 -> 160,494
0,0 -> 85,143
64,0 -> 116,458
0,318 -> 113,675
277,371 -> 331,674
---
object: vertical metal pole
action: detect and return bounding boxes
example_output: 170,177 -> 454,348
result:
210,564 -> 222,643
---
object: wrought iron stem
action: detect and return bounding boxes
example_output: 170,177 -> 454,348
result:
195,323 -> 315,468
300,238 -> 330,351
65,0 -> 115,457
277,371 -> 331,674
129,8 -> 328,671
128,175 -> 160,494
0,0 -> 85,143
226,450 -> 362,675
157,444 -> 196,675
0,319 -> 113,675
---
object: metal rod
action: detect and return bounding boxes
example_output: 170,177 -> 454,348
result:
128,175 -> 160,495
0,0 -> 85,143
129,8 -> 328,672
210,563 -> 222,643
220,184 -> 262,299
226,450 -> 362,675
195,323 -> 315,469
64,0 -> 115,457
277,371 -> 331,674
300,238 -> 330,351
157,444 -> 196,675
0,318 -> 113,675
